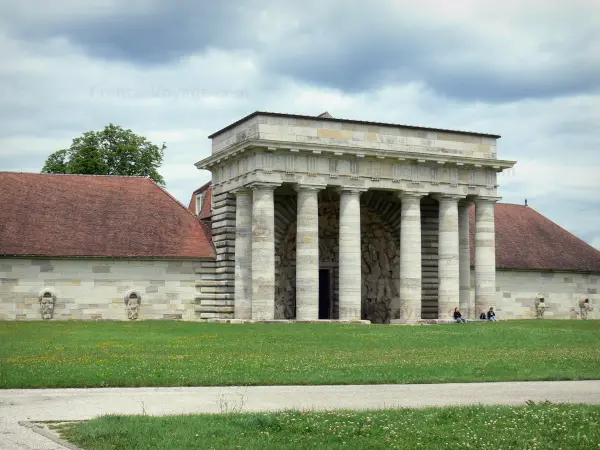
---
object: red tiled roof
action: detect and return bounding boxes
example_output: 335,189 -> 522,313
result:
188,182 -> 213,219
3,173 -> 598,271
0,172 -> 215,259
469,203 -> 600,272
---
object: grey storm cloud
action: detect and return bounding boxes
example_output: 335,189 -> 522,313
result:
0,0 -> 599,249
1,1 -> 255,63
2,0 -> 600,103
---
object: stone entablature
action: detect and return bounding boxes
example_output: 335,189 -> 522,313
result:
196,114 -> 513,200
198,146 -> 511,199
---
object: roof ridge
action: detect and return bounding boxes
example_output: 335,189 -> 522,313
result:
497,202 -> 528,207
527,206 -> 600,255
145,177 -> 210,223
198,220 -> 216,253
191,180 -> 212,194
0,171 -> 150,180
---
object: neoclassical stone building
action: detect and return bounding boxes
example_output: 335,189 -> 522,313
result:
2,112 -> 598,322
195,111 -> 517,322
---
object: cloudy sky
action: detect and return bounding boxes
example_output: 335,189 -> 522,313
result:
1,0 -> 599,248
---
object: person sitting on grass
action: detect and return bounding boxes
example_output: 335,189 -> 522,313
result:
487,307 -> 497,322
453,307 -> 467,323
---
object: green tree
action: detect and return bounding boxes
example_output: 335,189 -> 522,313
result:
41,124 -> 166,186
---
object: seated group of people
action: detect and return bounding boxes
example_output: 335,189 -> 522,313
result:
453,307 -> 497,323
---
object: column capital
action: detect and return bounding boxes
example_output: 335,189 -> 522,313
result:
336,186 -> 368,195
458,199 -> 475,209
397,191 -> 425,201
246,181 -> 281,191
474,195 -> 502,205
431,193 -> 465,203
232,187 -> 253,196
294,183 -> 327,192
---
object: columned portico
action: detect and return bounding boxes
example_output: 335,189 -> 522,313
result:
338,188 -> 364,320
251,183 -> 279,320
197,111 -> 515,322
458,200 -> 473,319
475,197 -> 499,317
435,195 -> 462,319
398,192 -> 423,320
295,184 -> 324,320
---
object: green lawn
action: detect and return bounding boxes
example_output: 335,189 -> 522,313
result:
0,320 -> 599,388
54,404 -> 600,449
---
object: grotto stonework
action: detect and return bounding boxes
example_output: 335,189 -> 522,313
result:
274,191 -> 400,324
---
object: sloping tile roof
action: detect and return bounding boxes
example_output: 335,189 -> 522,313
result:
469,203 -> 600,272
187,182 -> 212,219
0,172 -> 215,259
3,173 -> 598,272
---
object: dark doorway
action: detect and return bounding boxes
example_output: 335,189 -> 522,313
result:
318,269 -> 332,319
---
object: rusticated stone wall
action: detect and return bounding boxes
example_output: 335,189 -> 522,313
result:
421,198 -> 439,319
482,269 -> 598,319
0,258 -> 214,321
200,191 -> 235,319
274,190 -> 401,323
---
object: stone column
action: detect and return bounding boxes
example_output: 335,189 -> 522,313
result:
338,188 -> 363,320
295,185 -> 324,320
475,197 -> 498,317
398,192 -> 423,320
251,183 -> 279,320
458,200 -> 473,319
234,188 -> 252,319
435,195 -> 461,319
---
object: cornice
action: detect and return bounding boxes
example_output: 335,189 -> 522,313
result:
196,138 -> 516,171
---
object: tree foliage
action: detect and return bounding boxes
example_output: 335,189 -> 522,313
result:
42,124 -> 166,186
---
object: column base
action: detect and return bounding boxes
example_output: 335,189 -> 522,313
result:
390,318 -> 488,325
199,319 -> 372,324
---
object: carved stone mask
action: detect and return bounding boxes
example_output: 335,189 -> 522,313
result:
126,294 -> 140,320
40,293 -> 55,320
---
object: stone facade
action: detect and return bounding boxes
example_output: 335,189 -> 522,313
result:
489,270 -> 599,320
3,114 -> 597,323
0,258 -> 215,320
197,112 -> 517,322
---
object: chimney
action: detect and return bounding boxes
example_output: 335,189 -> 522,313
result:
525,199 -> 528,207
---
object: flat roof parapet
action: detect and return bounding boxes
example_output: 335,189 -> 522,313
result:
208,111 -> 501,140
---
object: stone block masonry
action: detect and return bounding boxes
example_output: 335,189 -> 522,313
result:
489,270 -> 598,319
420,199 -> 439,319
211,115 -> 499,160
0,258 -> 213,321
199,190 -> 236,319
